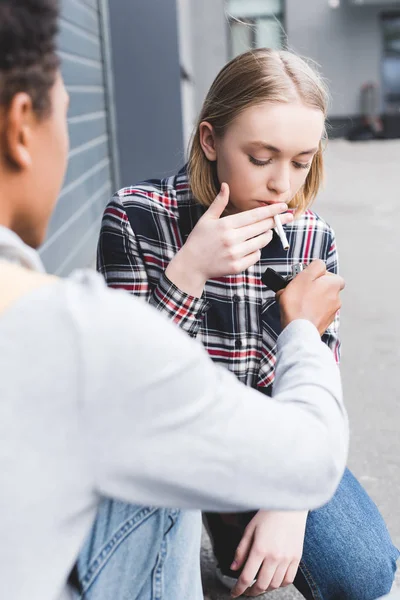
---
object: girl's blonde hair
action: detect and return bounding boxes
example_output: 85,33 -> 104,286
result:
188,48 -> 329,215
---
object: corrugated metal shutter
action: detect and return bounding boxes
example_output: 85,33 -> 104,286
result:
40,0 -> 118,275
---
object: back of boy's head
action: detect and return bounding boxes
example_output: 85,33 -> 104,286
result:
0,0 -> 60,118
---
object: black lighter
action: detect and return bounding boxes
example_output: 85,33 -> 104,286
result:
262,263 -> 305,293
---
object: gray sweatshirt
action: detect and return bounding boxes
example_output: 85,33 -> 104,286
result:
0,226 -> 348,600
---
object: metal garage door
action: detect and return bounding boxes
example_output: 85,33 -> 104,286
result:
40,0 -> 119,275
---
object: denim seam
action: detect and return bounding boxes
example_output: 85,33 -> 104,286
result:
80,506 -> 158,595
152,535 -> 168,600
164,508 -> 180,535
299,559 -> 324,600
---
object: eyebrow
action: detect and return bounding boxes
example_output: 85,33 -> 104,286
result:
249,141 -> 318,156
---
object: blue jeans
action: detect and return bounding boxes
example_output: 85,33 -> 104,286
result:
74,469 -> 398,600
298,469 -> 399,600
72,503 -> 202,600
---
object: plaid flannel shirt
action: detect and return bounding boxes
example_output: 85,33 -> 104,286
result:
97,168 -> 340,394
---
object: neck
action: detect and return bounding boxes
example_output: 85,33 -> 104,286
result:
0,165 -> 19,233
0,197 -> 14,232
0,172 -> 38,248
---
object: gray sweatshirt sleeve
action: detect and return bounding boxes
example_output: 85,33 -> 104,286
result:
71,271 -> 348,513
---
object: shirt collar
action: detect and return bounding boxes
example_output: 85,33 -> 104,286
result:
0,225 -> 46,272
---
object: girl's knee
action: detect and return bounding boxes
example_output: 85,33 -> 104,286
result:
337,547 -> 398,600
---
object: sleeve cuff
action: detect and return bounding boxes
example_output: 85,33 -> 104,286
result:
150,271 -> 210,334
277,320 -> 321,351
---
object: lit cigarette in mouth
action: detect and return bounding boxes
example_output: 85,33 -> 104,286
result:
274,215 -> 290,251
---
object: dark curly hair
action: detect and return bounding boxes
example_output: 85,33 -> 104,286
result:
0,0 -> 60,118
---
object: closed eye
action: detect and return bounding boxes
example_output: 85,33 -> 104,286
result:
249,156 -> 272,167
293,161 -> 311,170
250,156 -> 311,169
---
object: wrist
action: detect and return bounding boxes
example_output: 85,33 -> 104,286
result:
166,249 -> 207,298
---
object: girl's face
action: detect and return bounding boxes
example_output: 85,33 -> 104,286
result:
199,101 -> 325,213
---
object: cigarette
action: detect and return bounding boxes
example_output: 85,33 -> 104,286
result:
274,215 -> 290,251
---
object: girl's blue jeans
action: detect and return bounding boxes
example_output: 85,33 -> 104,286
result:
73,468 -> 399,600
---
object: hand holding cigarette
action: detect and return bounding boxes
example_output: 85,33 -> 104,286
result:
166,184 -> 294,295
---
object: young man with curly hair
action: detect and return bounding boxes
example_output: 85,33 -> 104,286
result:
0,2 -> 349,600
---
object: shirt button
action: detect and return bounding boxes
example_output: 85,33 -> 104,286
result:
195,311 -> 204,320
235,339 -> 243,349
233,295 -> 241,303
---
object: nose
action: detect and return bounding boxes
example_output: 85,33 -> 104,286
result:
267,164 -> 290,196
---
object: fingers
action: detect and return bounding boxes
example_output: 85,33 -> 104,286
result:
206,183 -> 230,218
235,212 -> 293,244
247,563 -> 286,597
237,231 -> 273,257
268,562 -> 290,591
278,267 -> 344,301
283,560 -> 300,587
317,274 -> 346,303
319,272 -> 345,289
231,551 -> 264,598
301,259 -> 327,280
292,262 -> 345,292
336,274 -> 346,291
225,202 -> 288,228
241,562 -> 277,596
243,560 -> 297,597
234,250 -> 262,273
231,527 -> 255,572
285,266 -> 344,297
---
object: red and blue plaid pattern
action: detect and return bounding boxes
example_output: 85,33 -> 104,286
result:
97,168 -> 340,393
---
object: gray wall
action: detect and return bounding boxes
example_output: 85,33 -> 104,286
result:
191,0 -> 229,114
108,0 -> 184,186
177,0 -> 229,153
286,0 -> 400,117
40,0 -> 117,275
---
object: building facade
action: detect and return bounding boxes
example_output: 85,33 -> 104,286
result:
41,0 -> 119,275
44,0 -> 186,275
285,0 -> 400,135
188,0 -> 400,136
45,0 -> 400,274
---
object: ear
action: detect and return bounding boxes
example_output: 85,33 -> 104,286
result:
199,121 -> 218,161
4,93 -> 35,170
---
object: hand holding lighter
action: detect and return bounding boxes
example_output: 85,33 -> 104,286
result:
262,263 -> 305,293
